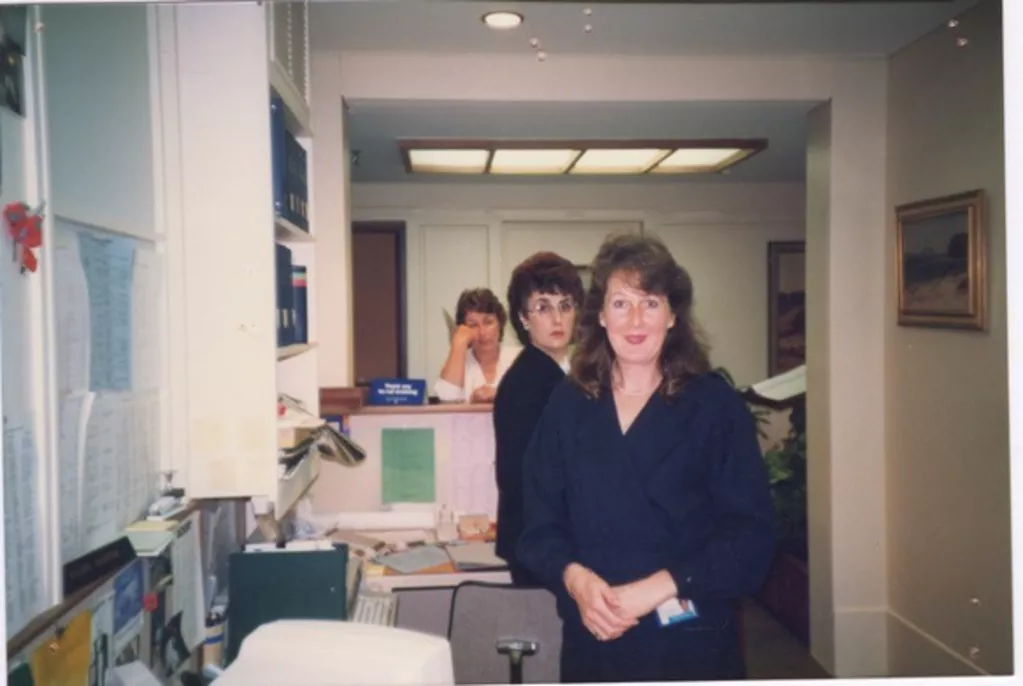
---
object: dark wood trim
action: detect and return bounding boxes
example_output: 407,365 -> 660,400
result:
320,386 -> 367,416
767,240 -> 805,378
398,137 -> 768,151
352,221 -> 408,380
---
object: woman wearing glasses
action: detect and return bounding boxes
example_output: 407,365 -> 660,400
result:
493,252 -> 585,585
516,234 -> 775,682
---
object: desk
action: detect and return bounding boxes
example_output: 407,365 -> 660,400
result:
309,403 -> 497,519
355,538 -> 511,639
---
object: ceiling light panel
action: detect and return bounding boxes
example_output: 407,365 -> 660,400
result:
490,149 -> 580,174
408,149 -> 489,174
569,148 -> 670,174
651,147 -> 750,173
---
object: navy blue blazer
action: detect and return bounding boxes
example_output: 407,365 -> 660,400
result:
492,344 -> 566,580
516,371 -> 775,682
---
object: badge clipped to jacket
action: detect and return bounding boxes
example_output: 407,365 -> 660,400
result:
656,597 -> 699,627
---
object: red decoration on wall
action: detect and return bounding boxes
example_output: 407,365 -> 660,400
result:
3,200 -> 44,273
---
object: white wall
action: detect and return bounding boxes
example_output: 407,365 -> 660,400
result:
353,181 -> 805,386
310,52 -> 354,387
805,101 -> 836,673
42,5 -> 155,239
652,223 -> 805,387
885,0 -> 1010,675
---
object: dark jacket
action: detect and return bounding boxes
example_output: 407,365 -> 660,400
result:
516,372 -> 776,682
492,344 -> 567,583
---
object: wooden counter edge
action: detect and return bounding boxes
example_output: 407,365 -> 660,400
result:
320,386 -> 493,416
353,402 -> 493,416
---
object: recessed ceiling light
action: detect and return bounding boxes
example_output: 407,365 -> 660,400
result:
482,11 -> 523,30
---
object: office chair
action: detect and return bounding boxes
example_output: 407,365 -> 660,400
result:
446,582 -> 562,684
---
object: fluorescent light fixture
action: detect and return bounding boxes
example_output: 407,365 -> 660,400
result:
399,139 -> 766,176
482,11 -> 523,29
650,147 -> 750,173
407,149 -> 489,174
569,148 -> 670,174
490,149 -> 580,174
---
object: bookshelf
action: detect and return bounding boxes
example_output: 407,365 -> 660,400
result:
160,1 -> 320,521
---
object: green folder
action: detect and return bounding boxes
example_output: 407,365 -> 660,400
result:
8,663 -> 34,686
226,543 -> 350,664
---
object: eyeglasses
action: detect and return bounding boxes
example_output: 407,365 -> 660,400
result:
525,300 -> 577,318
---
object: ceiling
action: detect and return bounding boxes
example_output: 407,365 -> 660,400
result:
328,0 -> 985,184
312,0 -> 980,56
347,100 -> 816,183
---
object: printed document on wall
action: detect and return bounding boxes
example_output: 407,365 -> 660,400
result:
4,422 -> 46,638
58,390 -> 95,562
450,414 -> 497,520
54,227 -> 91,394
81,392 -> 136,553
171,512 -> 206,650
132,249 -> 162,392
78,231 -> 134,392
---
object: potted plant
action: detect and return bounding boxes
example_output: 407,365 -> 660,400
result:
713,367 -> 809,643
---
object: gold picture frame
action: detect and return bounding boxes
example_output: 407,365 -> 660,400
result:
895,189 -> 987,331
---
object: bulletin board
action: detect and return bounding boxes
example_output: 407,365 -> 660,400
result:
5,559 -> 147,686
1,2 -> 171,652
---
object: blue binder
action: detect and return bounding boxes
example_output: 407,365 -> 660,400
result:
275,243 -> 294,346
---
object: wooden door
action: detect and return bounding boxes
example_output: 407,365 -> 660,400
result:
352,222 -> 407,384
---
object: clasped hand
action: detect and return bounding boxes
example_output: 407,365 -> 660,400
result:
563,564 -> 673,642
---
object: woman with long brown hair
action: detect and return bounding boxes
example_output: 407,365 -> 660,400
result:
516,233 -> 775,682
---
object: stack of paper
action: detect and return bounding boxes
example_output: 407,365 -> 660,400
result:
124,519 -> 177,556
445,542 -> 506,570
375,545 -> 451,574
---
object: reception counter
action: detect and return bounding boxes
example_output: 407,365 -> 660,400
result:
309,397 -> 498,519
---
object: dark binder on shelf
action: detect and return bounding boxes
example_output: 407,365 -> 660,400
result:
293,265 -> 308,345
270,92 -> 288,222
275,243 -> 294,347
270,90 -> 309,233
226,543 -> 351,664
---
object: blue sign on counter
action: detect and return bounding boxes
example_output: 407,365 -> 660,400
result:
368,379 -> 427,406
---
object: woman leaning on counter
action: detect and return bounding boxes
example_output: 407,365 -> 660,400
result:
492,252 -> 585,585
516,234 -> 775,683
433,287 -> 520,403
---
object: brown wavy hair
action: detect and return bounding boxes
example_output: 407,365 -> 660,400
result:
455,288 -> 508,342
570,233 -> 710,399
507,252 -> 585,345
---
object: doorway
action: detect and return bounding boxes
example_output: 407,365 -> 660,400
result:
351,221 -> 407,384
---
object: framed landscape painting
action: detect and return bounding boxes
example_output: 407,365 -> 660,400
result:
767,241 -> 806,377
895,189 -> 986,331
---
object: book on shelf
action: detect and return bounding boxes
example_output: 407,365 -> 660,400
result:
270,91 -> 309,232
292,265 -> 308,345
275,243 -> 294,347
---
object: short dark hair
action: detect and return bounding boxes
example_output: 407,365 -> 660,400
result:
455,288 -> 508,342
506,252 -> 585,345
570,233 -> 710,399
